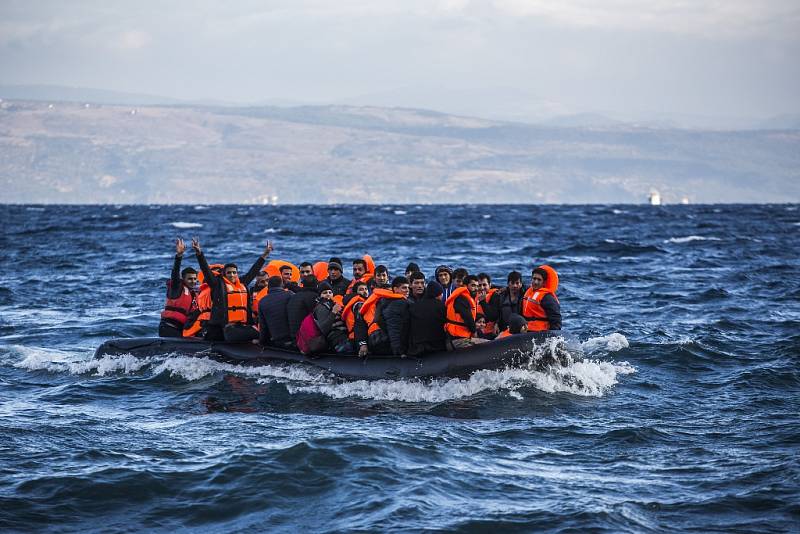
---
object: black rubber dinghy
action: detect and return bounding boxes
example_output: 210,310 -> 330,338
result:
94,332 -> 562,380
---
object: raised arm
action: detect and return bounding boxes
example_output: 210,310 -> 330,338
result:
241,240 -> 273,286
192,237 -> 214,282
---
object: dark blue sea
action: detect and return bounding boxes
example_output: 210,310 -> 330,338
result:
1,204 -> 798,533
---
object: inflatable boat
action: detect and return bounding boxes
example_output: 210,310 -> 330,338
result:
94,332 -> 564,380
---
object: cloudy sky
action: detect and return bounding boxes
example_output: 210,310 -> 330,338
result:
1,0 -> 798,123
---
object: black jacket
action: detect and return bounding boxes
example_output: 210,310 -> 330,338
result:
407,297 -> 446,356
540,293 -> 562,330
382,298 -> 411,355
287,287 -> 319,339
258,289 -> 292,345
451,294 -> 477,336
497,286 -> 525,332
197,252 -> 266,327
313,299 -> 349,350
326,275 -> 351,297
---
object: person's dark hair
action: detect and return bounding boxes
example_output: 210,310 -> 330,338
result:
533,267 -> 548,280
268,275 -> 283,288
391,276 -> 409,288
351,281 -> 367,293
353,259 -> 367,268
463,274 -> 479,286
476,313 -> 486,322
280,264 -> 293,272
409,271 -> 426,282
478,272 -> 491,284
299,262 -> 312,269
405,262 -> 420,273
223,263 -> 238,271
181,267 -> 197,278
424,281 -> 443,299
453,267 -> 469,280
509,314 -> 526,334
375,264 -> 388,275
302,275 -> 318,289
317,281 -> 333,294
507,271 -> 522,284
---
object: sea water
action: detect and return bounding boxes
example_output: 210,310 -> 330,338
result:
0,204 -> 798,532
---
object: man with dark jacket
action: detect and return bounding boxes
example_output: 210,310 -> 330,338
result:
408,271 -> 426,303
381,276 -> 411,355
192,238 -> 272,342
497,271 -> 525,332
445,275 -> 489,350
287,275 -> 319,339
325,261 -> 351,296
434,265 -> 455,301
407,281 -> 447,356
258,276 -> 293,348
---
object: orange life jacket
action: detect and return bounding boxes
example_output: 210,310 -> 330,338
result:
478,288 -> 498,335
341,295 -> 366,340
445,286 -> 477,339
251,286 -> 269,323
221,276 -> 250,324
346,272 -> 374,294
160,281 -> 196,329
521,265 -> 559,332
496,329 -> 511,339
183,284 -> 211,337
359,288 -> 405,335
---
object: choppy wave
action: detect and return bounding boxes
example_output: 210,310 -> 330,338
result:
169,221 -> 203,229
664,235 -> 721,243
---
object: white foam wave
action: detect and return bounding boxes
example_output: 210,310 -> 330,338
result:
264,227 -> 279,233
482,214 -> 492,219
394,210 -> 407,215
170,222 -> 203,229
288,357 -> 634,402
664,235 -> 721,243
9,336 -> 635,403
194,205 -> 209,210
612,209 -> 627,214
581,333 -> 629,353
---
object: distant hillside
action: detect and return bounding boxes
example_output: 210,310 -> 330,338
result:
1,99 -> 798,204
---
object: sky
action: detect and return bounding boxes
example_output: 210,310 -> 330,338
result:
1,0 -> 799,124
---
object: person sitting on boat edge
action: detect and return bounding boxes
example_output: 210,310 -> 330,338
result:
324,260 -> 350,296
496,314 -> 528,339
159,238 -> 199,338
287,275 -> 319,340
408,271 -> 426,303
445,274 -> 490,350
193,238 -> 272,342
521,266 -> 562,331
407,281 -> 447,357
258,275 -> 293,349
312,282 -> 352,353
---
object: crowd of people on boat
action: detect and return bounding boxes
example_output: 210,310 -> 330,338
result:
158,238 -> 561,357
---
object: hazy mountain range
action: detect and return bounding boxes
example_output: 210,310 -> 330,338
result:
1,87 -> 798,204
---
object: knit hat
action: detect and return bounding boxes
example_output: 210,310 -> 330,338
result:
327,261 -> 343,271
424,281 -> 444,299
508,314 -> 527,334
317,281 -> 333,294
